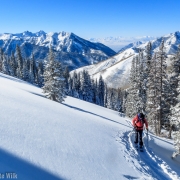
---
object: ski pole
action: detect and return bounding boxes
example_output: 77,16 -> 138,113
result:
146,129 -> 149,148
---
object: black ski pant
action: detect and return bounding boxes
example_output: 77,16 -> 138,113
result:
134,129 -> 143,146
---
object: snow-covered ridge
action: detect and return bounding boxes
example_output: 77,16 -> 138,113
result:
73,31 -> 180,88
0,31 -> 116,70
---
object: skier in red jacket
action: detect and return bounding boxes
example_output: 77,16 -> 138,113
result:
132,113 -> 148,148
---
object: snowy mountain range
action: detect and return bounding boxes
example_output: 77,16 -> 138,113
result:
74,31 -> 180,88
88,36 -> 155,52
0,31 -> 116,70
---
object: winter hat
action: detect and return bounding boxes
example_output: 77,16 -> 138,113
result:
138,113 -> 144,119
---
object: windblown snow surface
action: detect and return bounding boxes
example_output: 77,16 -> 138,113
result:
0,73 -> 180,180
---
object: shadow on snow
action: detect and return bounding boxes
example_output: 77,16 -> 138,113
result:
0,147 -> 66,180
62,103 -> 131,129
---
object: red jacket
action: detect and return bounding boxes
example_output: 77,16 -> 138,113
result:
132,115 -> 148,130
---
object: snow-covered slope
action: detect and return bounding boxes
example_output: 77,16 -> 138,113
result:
0,72 -> 180,180
0,31 -> 116,70
74,31 -> 180,88
88,36 -> 155,52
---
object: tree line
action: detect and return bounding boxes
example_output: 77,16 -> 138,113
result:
0,46 -> 44,87
0,46 -> 124,111
125,41 -> 180,158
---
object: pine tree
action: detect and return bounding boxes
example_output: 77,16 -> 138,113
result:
146,53 -> 159,131
144,42 -> 152,114
171,75 -> 180,158
72,71 -> 80,98
104,84 -> 108,108
147,40 -> 169,135
139,50 -> 147,114
31,54 -> 38,83
169,45 -> 180,140
2,54 -> 9,74
116,88 -> 122,112
64,66 -> 70,95
68,76 -> 73,96
27,58 -> 30,72
98,75 -> 105,106
43,47 -> 66,103
131,55 -> 141,115
9,52 -> 17,76
107,88 -> 113,109
156,40 -> 169,135
169,45 -> 180,110
145,42 -> 152,77
54,60 -> 66,103
22,59 -> 29,81
80,70 -> 93,102
122,90 -> 128,114
37,61 -> 44,87
125,56 -> 137,117
108,88 -> 119,110
16,45 -> 23,79
95,79 -> 100,105
136,50 -> 145,113
29,59 -> 35,84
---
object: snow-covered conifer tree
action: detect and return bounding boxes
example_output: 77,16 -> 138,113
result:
16,45 -> 23,79
29,59 -> 35,84
37,61 -> 44,87
147,40 -> 169,135
2,54 -> 9,75
64,66 -> 70,95
43,47 -> 66,103
104,84 -> 108,108
169,45 -> 180,147
22,59 -> 29,81
68,76 -> 73,96
116,88 -> 122,112
170,75 -> 180,158
139,50 -> 147,114
125,57 -> 136,117
106,88 -> 113,109
156,40 -> 169,135
146,53 -> 159,132
9,52 -> 17,76
98,75 -> 105,106
54,60 -> 66,103
32,54 -> 38,83
145,42 -> 152,77
91,79 -> 97,104
122,90 -> 128,114
95,79 -> 100,105
80,70 -> 93,102
72,71 -> 80,98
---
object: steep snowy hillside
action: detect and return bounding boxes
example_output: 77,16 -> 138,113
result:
0,72 -> 180,180
0,31 -> 116,70
89,36 -> 155,52
74,31 -> 180,88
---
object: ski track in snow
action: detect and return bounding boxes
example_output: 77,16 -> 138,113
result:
115,120 -> 180,180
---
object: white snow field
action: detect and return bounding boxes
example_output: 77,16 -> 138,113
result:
0,73 -> 180,180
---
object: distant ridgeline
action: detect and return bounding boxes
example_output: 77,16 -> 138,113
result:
72,31 -> 180,89
0,31 -> 116,70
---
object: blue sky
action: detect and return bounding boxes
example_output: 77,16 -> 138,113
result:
0,0 -> 180,39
